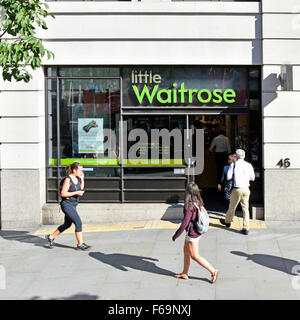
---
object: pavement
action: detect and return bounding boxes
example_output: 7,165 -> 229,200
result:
0,214 -> 300,300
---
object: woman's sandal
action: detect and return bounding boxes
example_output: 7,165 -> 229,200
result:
174,273 -> 189,280
210,269 -> 219,284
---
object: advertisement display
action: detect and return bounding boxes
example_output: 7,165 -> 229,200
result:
78,118 -> 104,154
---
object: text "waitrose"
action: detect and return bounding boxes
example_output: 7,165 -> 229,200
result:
132,83 -> 236,104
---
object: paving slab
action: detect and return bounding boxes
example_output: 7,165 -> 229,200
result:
215,262 -> 253,279
139,273 -> 179,289
253,278 -> 298,300
0,272 -> 38,299
132,287 -> 182,300
176,275 -> 216,300
295,289 -> 300,300
21,276 -> 104,300
215,278 -> 257,300
98,282 -> 141,300
103,269 -> 146,283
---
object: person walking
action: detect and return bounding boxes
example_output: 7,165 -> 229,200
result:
209,130 -> 231,183
219,149 -> 255,235
172,182 -> 219,283
218,153 -> 236,210
45,162 -> 91,250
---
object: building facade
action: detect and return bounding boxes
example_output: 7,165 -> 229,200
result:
0,0 -> 300,229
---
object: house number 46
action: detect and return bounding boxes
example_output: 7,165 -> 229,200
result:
276,158 -> 291,168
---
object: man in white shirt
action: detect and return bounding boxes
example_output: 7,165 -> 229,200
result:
209,131 -> 231,183
219,149 -> 255,235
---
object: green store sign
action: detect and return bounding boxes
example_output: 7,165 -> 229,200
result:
121,66 -> 248,107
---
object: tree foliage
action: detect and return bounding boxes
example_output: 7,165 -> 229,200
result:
0,0 -> 55,82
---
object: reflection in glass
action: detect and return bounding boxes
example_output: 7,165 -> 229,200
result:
59,78 -> 120,165
47,79 -> 57,164
58,67 -> 120,78
46,67 -> 57,77
124,167 -> 185,177
47,168 -> 58,178
124,115 -> 185,164
59,167 -> 120,178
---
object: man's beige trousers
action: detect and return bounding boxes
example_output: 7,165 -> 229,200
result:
225,188 -> 251,230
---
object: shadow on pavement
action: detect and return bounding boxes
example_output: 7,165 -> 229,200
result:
0,230 -> 76,250
231,251 -> 300,275
161,203 -> 184,224
209,218 -> 242,234
89,252 -> 210,283
31,293 -> 98,300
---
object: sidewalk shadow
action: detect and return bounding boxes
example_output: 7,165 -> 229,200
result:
89,252 -> 210,283
208,218 -> 242,234
231,251 -> 300,276
0,230 -> 75,250
161,203 -> 184,224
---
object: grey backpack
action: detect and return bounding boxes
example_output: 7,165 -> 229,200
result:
193,203 -> 210,234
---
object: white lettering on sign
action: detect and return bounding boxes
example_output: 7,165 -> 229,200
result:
131,70 -> 162,84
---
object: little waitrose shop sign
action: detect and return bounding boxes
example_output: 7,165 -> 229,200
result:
131,70 -> 236,104
121,66 -> 248,107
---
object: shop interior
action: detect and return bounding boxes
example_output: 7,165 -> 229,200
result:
190,114 -> 260,213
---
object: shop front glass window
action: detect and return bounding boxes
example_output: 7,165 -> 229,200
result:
57,78 -> 120,166
47,79 -> 57,164
58,67 -> 120,78
248,67 -> 261,170
123,115 -> 186,175
46,65 -> 261,203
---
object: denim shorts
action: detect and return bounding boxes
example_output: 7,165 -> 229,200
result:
185,233 -> 202,242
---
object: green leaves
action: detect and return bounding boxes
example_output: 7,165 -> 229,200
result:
0,0 -> 55,82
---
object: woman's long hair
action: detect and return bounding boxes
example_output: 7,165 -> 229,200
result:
184,182 -> 204,211
65,162 -> 82,175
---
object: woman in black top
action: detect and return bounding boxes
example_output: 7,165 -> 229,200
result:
45,162 -> 91,250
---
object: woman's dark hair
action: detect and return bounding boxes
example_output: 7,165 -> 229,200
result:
65,162 -> 82,175
184,182 -> 204,211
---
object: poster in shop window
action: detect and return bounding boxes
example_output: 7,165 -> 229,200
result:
78,118 -> 104,153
